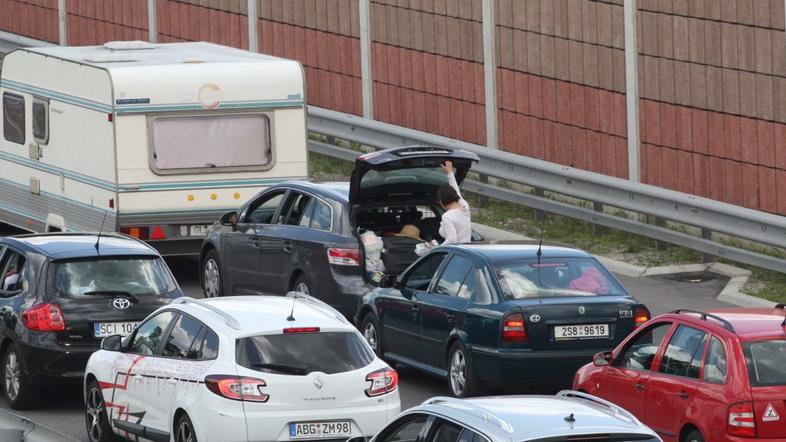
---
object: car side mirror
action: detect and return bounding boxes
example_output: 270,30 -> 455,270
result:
101,335 -> 122,352
593,350 -> 612,367
220,211 -> 238,227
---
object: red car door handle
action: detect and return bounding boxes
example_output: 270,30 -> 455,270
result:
635,383 -> 645,391
679,391 -> 689,400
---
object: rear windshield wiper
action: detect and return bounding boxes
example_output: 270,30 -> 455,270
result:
253,363 -> 308,375
82,291 -> 140,304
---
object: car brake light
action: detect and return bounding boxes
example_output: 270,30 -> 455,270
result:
22,304 -> 65,331
205,375 -> 269,402
283,327 -> 320,334
502,312 -> 528,343
728,401 -> 756,438
150,225 -> 167,240
365,367 -> 398,397
120,226 -> 150,240
327,248 -> 361,266
634,306 -> 650,328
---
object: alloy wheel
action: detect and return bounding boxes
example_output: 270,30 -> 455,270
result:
85,386 -> 104,441
203,258 -> 220,298
449,349 -> 466,396
176,419 -> 196,442
4,351 -> 20,401
363,321 -> 378,352
295,282 -> 310,295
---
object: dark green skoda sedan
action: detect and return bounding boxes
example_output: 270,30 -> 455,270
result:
355,243 -> 650,397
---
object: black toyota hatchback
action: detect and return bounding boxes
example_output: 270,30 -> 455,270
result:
200,146 -> 480,320
0,233 -> 182,409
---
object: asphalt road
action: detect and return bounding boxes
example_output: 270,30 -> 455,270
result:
0,255 -> 732,441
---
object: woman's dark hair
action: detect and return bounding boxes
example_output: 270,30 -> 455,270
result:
437,185 -> 460,207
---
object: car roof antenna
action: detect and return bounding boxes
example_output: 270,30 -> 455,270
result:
536,218 -> 546,288
95,210 -> 109,252
287,295 -> 297,322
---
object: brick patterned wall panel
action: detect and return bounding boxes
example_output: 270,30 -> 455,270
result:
67,0 -> 148,45
158,1 -> 247,48
0,0 -> 59,43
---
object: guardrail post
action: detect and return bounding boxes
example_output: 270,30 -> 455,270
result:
58,0 -> 67,45
654,217 -> 668,250
593,202 -> 606,235
701,228 -> 715,263
247,0 -> 258,52
148,0 -> 157,43
534,188 -> 546,222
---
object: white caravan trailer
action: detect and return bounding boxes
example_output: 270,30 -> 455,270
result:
0,41 -> 307,254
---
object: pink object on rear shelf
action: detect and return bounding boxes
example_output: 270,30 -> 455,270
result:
568,267 -> 609,294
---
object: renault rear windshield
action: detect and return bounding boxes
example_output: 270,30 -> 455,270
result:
49,256 -> 177,298
743,339 -> 786,386
493,257 -> 627,299
236,331 -> 374,375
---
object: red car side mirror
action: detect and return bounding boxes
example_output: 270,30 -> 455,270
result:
593,351 -> 612,367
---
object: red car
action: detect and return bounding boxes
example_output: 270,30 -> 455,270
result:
573,307 -> 786,442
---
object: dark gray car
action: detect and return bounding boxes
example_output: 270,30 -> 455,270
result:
199,146 -> 479,320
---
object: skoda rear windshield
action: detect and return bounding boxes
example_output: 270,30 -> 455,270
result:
743,340 -> 786,386
493,257 -> 627,299
49,256 -> 177,298
236,331 -> 374,375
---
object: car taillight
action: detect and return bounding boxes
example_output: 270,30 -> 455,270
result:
327,248 -> 361,266
502,312 -> 528,343
634,306 -> 650,328
22,304 -> 65,331
120,226 -> 150,240
150,225 -> 167,240
283,327 -> 320,334
728,401 -> 756,438
205,375 -> 269,402
365,367 -> 398,397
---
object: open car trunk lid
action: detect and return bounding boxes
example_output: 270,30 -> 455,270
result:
744,337 -> 786,439
349,146 -> 479,208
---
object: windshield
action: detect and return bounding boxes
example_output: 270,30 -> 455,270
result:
52,257 -> 177,297
236,331 -> 374,375
493,257 -> 627,299
743,340 -> 786,386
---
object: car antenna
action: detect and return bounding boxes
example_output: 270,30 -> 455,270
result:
535,219 -> 546,287
95,210 -> 109,252
287,295 -> 297,322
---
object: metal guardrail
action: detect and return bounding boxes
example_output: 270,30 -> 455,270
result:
307,105 -> 786,274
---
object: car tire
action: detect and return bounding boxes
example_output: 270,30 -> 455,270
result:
447,341 -> 478,398
361,313 -> 384,357
2,344 -> 36,409
292,274 -> 312,296
683,429 -> 704,442
175,413 -> 198,442
202,250 -> 223,298
85,379 -> 118,442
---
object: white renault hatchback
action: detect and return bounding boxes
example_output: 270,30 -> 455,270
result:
84,293 -> 401,442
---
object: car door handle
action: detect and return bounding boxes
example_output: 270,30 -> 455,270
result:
678,391 -> 689,400
132,374 -> 143,383
411,305 -> 420,312
282,241 -> 295,253
635,382 -> 645,392
445,313 -> 455,323
166,378 -> 177,385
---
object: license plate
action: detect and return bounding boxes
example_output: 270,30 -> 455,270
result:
289,421 -> 351,440
94,322 -> 139,338
554,324 -> 609,340
184,224 -> 211,236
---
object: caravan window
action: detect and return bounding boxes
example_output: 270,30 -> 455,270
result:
150,113 -> 272,174
32,98 -> 49,144
3,92 -> 25,145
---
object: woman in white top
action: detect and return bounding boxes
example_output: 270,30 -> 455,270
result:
437,160 -> 472,244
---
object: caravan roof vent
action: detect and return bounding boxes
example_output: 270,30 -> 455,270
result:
103,41 -> 156,51
182,57 -> 204,63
